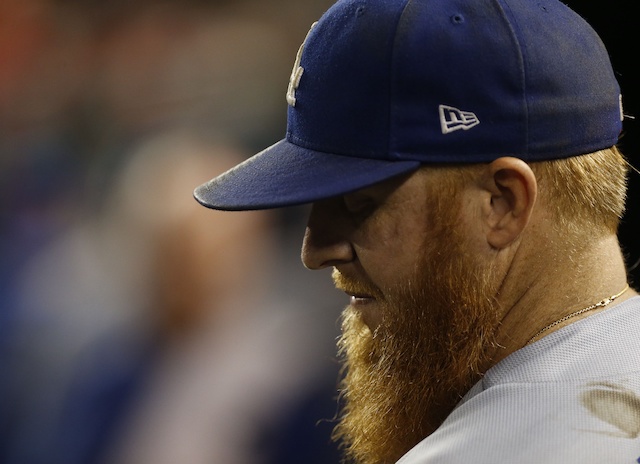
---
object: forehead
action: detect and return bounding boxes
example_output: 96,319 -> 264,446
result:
343,171 -> 417,200
344,165 -> 463,201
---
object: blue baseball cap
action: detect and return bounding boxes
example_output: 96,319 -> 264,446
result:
195,0 -> 623,211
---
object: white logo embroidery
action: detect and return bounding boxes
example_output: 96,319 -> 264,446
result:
439,104 -> 480,134
286,21 -> 317,107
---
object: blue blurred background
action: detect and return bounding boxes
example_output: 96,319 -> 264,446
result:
0,1 -> 637,464
0,1 -> 345,463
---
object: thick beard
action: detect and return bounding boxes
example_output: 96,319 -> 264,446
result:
332,225 -> 501,464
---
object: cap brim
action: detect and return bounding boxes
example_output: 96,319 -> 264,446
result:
193,139 -> 421,211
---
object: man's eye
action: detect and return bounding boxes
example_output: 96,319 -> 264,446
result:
343,195 -> 375,219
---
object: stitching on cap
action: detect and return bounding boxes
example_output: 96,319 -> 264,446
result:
388,0 -> 415,161
494,0 -> 529,154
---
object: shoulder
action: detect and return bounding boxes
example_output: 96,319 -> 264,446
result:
397,296 -> 640,464
399,377 -> 640,463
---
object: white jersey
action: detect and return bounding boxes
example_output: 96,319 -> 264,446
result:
398,296 -> 640,464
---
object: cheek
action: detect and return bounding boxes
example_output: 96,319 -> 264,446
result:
355,222 -> 425,291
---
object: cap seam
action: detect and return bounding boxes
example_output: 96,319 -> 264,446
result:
495,0 -> 530,155
388,0 -> 415,161
287,132 -> 388,158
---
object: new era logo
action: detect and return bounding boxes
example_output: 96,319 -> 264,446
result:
439,105 -> 480,134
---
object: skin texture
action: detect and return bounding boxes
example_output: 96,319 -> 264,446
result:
301,157 -> 637,463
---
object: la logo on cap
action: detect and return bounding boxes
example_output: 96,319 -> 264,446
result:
286,22 -> 317,107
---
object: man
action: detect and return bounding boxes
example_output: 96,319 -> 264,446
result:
194,0 -> 639,462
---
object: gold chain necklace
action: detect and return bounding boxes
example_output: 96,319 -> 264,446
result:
526,284 -> 630,345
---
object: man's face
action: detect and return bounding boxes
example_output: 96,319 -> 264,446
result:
302,168 -> 502,464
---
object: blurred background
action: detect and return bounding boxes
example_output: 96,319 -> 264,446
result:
0,1 -> 345,463
0,1 -> 637,464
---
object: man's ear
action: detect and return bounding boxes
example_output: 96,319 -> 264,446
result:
481,157 -> 537,249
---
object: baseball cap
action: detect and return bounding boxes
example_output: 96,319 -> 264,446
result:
194,0 -> 623,211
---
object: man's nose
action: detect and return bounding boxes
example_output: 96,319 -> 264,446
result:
301,199 -> 354,270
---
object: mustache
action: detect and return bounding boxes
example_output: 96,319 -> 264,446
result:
332,269 -> 384,299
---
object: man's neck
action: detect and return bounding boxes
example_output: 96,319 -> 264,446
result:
488,233 -> 636,367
